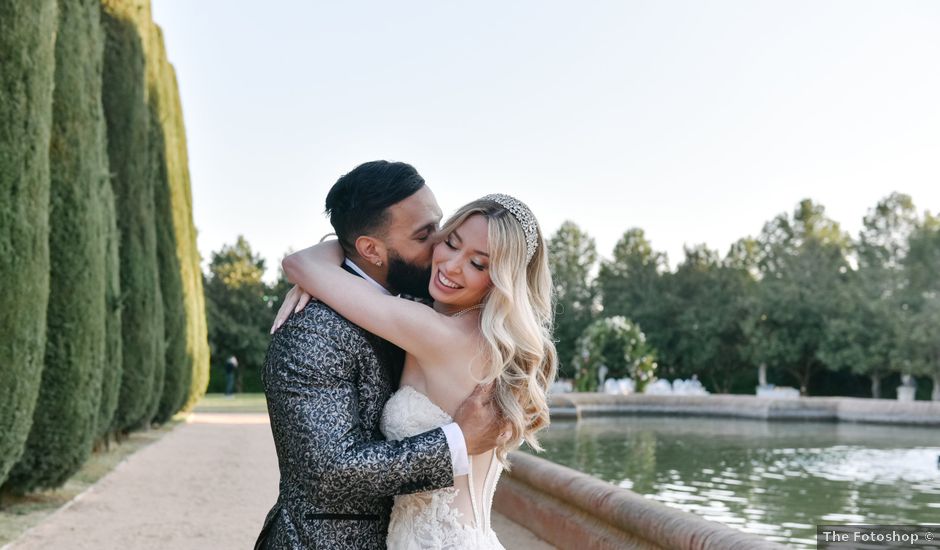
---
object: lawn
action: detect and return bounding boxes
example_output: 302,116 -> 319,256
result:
194,393 -> 267,413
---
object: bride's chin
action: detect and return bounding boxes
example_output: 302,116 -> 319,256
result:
428,286 -> 445,303
428,287 -> 457,306
431,294 -> 455,306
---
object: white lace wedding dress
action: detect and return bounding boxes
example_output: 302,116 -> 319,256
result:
381,385 -> 505,550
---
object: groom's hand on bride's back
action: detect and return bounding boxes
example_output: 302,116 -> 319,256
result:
454,383 -> 509,456
270,284 -> 312,334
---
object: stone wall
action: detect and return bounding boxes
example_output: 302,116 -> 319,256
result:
494,452 -> 786,549
496,393 -> 939,548
549,393 -> 940,425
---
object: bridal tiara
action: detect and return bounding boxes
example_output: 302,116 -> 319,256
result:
481,193 -> 539,264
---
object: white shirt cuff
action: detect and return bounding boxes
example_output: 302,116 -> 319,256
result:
440,422 -> 470,477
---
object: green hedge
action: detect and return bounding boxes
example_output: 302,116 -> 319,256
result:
0,0 -> 57,486
6,0 -> 110,492
187,244 -> 211,412
97,166 -> 124,439
164,53 -> 210,413
146,271 -> 167,422
150,25 -> 188,423
100,0 -> 164,431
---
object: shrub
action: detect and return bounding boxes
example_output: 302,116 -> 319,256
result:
96,174 -> 124,439
0,0 -> 57,485
573,316 -> 658,393
100,0 -> 164,430
149,25 -> 188,423
6,0 -> 110,492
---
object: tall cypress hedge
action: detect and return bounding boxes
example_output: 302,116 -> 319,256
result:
149,26 -> 210,419
100,0 -> 164,431
187,255 -> 211,412
146,25 -> 210,415
148,26 -> 187,423
183,135 -> 210,412
96,167 -> 124,440
0,0 -> 57,486
178,62 -> 210,411
146,267 -> 166,422
137,2 -> 167,427
184,113 -> 211,413
5,0 -> 109,492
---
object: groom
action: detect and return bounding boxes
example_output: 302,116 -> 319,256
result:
256,161 -> 503,549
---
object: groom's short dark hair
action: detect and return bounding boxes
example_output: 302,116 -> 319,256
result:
325,160 -> 426,256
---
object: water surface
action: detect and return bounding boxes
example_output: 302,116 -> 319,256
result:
534,416 -> 940,548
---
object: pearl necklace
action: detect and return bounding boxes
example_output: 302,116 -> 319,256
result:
447,303 -> 484,317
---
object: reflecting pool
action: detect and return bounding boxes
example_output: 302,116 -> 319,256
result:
534,416 -> 940,548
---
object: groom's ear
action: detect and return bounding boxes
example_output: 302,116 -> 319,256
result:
354,235 -> 388,268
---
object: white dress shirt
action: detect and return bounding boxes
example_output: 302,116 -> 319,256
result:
344,259 -> 471,477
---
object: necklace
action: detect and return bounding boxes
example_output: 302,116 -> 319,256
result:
447,303 -> 484,318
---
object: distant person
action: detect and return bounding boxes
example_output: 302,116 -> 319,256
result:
224,355 -> 238,397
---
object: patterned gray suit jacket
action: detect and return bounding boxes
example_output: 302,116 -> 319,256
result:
256,297 -> 454,550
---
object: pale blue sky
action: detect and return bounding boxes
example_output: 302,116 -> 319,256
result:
152,0 -> 940,280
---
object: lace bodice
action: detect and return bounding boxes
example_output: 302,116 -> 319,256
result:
381,386 -> 504,550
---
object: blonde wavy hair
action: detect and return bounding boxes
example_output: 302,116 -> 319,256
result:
437,198 -> 558,465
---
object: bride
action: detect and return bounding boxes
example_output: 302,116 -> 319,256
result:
277,194 -> 557,549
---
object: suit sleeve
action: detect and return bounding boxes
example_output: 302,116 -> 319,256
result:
263,311 -> 455,502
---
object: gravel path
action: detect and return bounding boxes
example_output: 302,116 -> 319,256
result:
8,412 -> 552,549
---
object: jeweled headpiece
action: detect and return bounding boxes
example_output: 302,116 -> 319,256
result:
481,193 -> 539,263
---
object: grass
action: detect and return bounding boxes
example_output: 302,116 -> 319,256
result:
0,392 -> 267,545
193,393 -> 267,413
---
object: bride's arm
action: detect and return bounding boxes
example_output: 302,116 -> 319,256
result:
281,240 -> 450,362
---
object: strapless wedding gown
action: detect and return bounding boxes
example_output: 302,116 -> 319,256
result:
381,385 -> 505,550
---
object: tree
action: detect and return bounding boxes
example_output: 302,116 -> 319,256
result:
101,0 -> 165,430
183,246 -> 211,410
547,221 -> 598,379
746,199 -> 851,395
5,0 -> 111,493
573,317 -> 657,392
598,228 -> 667,317
667,244 -> 756,393
205,237 -> 273,393
148,24 -> 190,424
819,194 -> 917,397
597,229 -> 677,371
0,0 -> 57,486
725,237 -> 761,277
899,294 -> 940,400
163,59 -> 210,414
754,199 -> 851,274
818,273 -> 896,398
900,214 -> 940,400
97,175 -> 124,441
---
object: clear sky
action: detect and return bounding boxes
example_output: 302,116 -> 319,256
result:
152,0 -> 940,280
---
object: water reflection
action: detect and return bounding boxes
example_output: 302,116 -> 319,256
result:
535,416 -> 940,549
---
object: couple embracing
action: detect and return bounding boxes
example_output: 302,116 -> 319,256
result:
256,160 -> 557,549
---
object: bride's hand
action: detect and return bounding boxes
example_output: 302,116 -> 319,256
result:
271,238 -> 344,334
270,284 -> 312,334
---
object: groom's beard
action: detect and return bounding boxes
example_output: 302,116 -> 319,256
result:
386,252 -> 432,300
